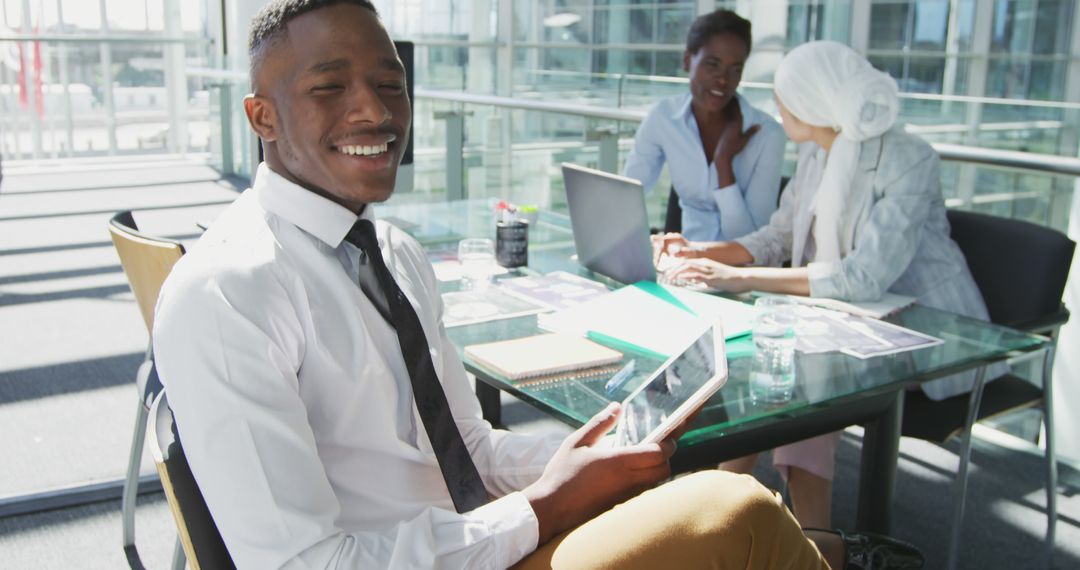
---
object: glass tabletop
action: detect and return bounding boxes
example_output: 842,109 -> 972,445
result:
374,198 -> 575,251
379,200 -> 1048,445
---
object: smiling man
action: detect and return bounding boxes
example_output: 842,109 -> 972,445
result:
149,1 -> 878,569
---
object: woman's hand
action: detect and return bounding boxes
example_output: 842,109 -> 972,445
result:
712,103 -> 760,187
665,258 -> 751,293
651,232 -> 709,261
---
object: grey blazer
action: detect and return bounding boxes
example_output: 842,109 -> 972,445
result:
738,127 -> 1000,400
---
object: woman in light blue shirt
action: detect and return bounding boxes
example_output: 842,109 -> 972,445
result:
624,9 -> 786,242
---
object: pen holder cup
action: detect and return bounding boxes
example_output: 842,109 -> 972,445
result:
496,221 -> 528,268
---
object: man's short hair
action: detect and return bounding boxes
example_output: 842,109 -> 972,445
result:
248,0 -> 379,81
685,9 -> 752,55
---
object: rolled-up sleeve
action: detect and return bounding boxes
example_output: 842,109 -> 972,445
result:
735,175 -> 798,267
808,152 -> 938,301
434,302 -> 564,498
624,106 -> 666,195
711,124 -> 786,238
406,235 -> 563,500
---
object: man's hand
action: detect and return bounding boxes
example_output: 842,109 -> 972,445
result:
665,406 -> 703,443
712,104 -> 760,188
523,403 -> 676,545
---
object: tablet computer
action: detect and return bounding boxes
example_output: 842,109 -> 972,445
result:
614,320 -> 727,446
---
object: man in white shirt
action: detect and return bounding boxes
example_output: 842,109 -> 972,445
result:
152,1 -> 893,568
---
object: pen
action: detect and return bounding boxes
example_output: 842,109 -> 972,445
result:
605,359 -> 637,394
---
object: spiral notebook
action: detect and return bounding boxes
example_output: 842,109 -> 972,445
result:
464,334 -> 624,382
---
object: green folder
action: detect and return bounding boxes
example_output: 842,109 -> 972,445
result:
539,281 -> 755,359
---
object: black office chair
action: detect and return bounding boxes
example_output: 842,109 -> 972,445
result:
149,391 -> 237,570
664,186 -> 682,234
901,209 -> 1074,570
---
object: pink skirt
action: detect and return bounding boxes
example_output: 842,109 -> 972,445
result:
772,431 -> 842,481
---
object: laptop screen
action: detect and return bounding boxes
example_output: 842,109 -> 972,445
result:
561,163 -> 657,285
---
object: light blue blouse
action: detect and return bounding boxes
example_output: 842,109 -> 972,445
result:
624,92 -> 786,241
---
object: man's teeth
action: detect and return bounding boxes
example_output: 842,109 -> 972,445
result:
338,142 -> 389,156
710,89 -> 726,97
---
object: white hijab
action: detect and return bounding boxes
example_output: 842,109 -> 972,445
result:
774,41 -> 899,264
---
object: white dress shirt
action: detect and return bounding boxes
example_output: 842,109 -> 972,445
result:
623,92 -> 786,241
153,163 -> 563,569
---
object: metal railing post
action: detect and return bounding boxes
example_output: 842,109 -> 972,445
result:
20,0 -> 42,159
98,0 -> 118,155
436,110 -> 466,201
588,125 -> 619,174
219,83 -> 233,176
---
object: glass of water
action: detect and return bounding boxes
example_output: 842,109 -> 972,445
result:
750,295 -> 798,404
458,238 -> 496,291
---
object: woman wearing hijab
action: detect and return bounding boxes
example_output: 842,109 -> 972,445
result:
624,9 -> 785,242
660,41 -> 997,528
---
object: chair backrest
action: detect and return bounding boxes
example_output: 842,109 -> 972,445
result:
946,209 -> 1075,329
149,391 -> 236,570
108,211 -> 186,333
664,186 -> 682,234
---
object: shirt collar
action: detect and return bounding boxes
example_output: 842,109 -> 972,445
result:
673,92 -> 695,121
253,162 -> 374,248
673,91 -> 762,134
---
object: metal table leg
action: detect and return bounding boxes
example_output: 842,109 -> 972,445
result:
856,390 -> 903,533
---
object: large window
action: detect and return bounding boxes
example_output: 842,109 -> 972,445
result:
987,0 -> 1075,101
0,0 -> 213,160
867,0 -> 976,95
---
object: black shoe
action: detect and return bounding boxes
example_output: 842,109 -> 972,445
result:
806,528 -> 924,570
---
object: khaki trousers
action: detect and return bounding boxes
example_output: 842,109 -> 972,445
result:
513,471 -> 830,570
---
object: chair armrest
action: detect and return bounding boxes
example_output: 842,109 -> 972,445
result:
1012,307 -> 1070,336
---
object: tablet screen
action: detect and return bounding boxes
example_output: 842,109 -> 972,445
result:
615,323 -> 724,446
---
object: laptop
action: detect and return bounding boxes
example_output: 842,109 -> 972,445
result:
562,163 -> 657,284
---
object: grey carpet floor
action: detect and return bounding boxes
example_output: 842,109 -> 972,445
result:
1,160 -> 1077,568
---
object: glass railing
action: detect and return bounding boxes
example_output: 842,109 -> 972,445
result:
0,34 -> 215,161
183,68 -> 256,180
406,68 -> 1080,235
4,33 -> 1077,234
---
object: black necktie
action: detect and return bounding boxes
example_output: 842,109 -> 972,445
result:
345,219 -> 488,513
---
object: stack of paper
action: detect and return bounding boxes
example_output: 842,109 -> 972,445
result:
442,288 -> 546,328
538,281 -> 757,358
497,271 -> 610,311
791,306 -> 942,359
766,292 -> 916,319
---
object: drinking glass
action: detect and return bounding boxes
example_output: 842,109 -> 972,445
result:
458,238 -> 496,291
750,295 -> 798,404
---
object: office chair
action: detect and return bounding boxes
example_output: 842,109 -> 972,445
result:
108,211 -> 186,568
901,209 -> 1074,570
664,187 -> 682,234
149,391 -> 237,570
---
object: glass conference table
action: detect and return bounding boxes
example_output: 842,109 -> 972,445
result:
377,198 -> 1048,534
